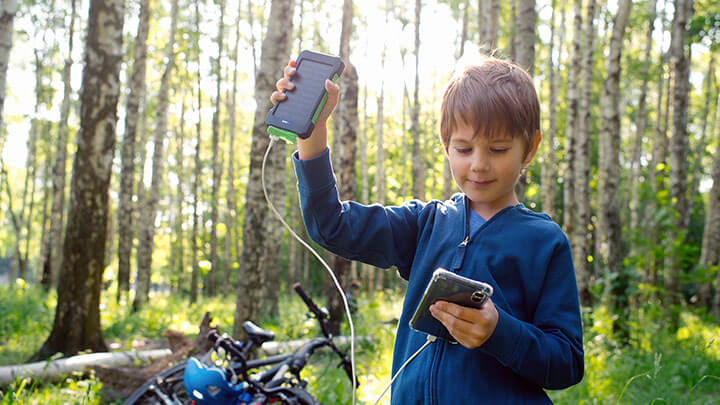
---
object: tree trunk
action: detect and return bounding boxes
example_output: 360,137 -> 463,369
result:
477,0 -> 498,51
326,0 -> 357,336
0,0 -> 18,133
509,0 -> 518,60
628,0 -> 658,247
376,0 -> 388,207
648,3 -> 670,194
541,1 -> 563,221
117,0 -> 150,303
191,0 -> 203,304
665,0 -> 693,307
174,100 -> 186,292
247,0 -> 259,82
133,0 -> 179,311
514,0 -> 536,201
598,0 -> 632,271
42,0 -> 77,290
645,5 -> 670,284
598,0 -> 632,341
707,93 -> 720,315
38,146 -> 52,284
19,51 -> 42,281
563,0 -> 583,249
33,0 -> 125,360
224,0 -> 243,292
207,0 -> 225,297
1,162 -> 23,283
443,0 -> 469,200
685,55 -> 714,231
573,0 -> 596,306
411,0 -> 424,201
700,91 -> 720,310
233,0 -> 294,338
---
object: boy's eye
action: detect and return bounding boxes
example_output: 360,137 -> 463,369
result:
490,148 -> 508,153
455,148 -> 471,154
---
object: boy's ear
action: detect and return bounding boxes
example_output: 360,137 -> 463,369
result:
523,130 -> 542,165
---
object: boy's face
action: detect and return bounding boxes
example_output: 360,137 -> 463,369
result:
447,121 -> 539,218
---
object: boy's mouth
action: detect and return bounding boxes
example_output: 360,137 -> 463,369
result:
469,179 -> 495,186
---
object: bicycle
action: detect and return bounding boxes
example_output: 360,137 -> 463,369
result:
123,283 -> 357,404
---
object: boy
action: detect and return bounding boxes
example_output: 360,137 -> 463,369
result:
271,56 -> 584,403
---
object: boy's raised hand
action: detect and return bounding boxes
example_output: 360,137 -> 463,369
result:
429,299 -> 499,349
270,60 -> 340,160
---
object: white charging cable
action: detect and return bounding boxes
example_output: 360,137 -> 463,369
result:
262,136 -> 357,405
372,335 -> 436,405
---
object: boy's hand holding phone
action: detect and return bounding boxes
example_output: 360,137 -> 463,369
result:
430,299 -> 499,349
269,60 -> 340,160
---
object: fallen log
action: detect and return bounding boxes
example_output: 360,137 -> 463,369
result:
0,348 -> 171,385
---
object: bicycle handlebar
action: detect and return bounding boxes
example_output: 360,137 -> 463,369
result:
293,282 -> 332,338
208,331 -> 248,368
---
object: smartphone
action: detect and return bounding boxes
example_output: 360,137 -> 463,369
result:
264,50 -> 345,143
409,268 -> 493,342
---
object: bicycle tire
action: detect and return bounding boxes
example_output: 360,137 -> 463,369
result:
281,387 -> 320,405
123,362 -> 189,405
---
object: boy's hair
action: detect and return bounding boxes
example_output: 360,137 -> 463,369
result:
439,56 -> 540,158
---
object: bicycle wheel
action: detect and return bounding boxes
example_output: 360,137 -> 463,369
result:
281,387 -> 320,405
123,362 -> 190,405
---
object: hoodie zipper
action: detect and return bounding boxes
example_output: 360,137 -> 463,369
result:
451,197 -> 471,272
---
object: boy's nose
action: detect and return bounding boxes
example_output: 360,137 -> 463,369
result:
471,152 -> 490,172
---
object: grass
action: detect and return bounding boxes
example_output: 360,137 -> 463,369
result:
1,283 -> 719,404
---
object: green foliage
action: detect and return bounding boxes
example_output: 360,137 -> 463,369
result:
5,286 -> 720,404
549,303 -> 720,404
0,375 -> 103,405
0,284 -> 55,366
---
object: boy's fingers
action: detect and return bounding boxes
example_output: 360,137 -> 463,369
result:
269,91 -> 287,104
284,64 -> 297,79
275,77 -> 295,92
432,301 -> 478,323
325,79 -> 339,104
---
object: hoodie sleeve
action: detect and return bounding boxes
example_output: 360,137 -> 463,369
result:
479,234 -> 584,389
292,148 -> 423,271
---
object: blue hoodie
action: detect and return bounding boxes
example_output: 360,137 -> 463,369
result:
293,149 -> 584,404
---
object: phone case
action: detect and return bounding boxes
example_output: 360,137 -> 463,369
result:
264,50 -> 345,142
409,268 -> 493,342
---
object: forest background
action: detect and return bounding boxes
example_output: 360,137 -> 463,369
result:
1,0 -> 720,403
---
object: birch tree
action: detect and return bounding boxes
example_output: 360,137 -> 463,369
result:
411,0 -> 424,201
598,0 -> 632,340
208,0 -> 225,297
444,0 -> 469,200
541,1 -> 563,220
42,0 -> 77,290
514,0 -> 536,201
698,86 -> 719,310
174,99 -> 186,291
685,55 -> 715,230
225,0 -> 243,291
133,0 -> 179,311
665,0 -> 694,307
478,0 -> 499,51
573,0 -> 596,305
234,0 -> 294,338
0,0 -> 18,133
190,0 -> 203,303
706,92 -> 720,315
628,0 -> 659,243
327,0 -> 358,336
563,0 -> 583,246
117,0 -> 151,302
34,0 -> 125,359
